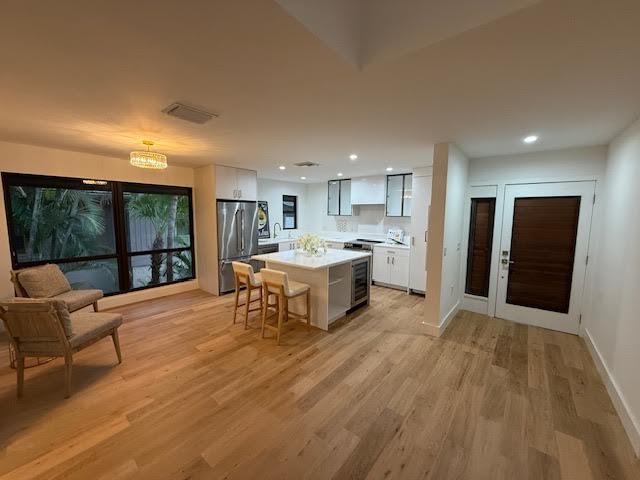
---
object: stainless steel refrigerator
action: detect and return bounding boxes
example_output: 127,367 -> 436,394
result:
217,200 -> 259,293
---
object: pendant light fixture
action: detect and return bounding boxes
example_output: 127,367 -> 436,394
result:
130,140 -> 168,169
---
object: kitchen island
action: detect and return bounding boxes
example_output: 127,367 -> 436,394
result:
251,249 -> 371,330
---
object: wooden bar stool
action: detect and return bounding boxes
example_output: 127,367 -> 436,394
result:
260,268 -> 311,345
231,261 -> 263,329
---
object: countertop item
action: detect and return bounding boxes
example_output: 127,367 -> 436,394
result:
375,242 -> 410,250
252,249 -> 371,271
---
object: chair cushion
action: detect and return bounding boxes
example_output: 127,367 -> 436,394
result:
54,289 -> 103,312
0,297 -> 73,337
17,264 -> 71,298
49,299 -> 74,337
251,272 -> 262,287
286,280 -> 310,297
68,312 -> 122,349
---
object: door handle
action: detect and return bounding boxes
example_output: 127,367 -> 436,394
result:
424,230 -> 428,242
387,256 -> 389,264
391,257 -> 395,265
240,209 -> 245,251
235,210 -> 241,251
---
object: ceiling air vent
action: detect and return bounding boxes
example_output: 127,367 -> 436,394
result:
162,103 -> 218,124
293,161 -> 320,167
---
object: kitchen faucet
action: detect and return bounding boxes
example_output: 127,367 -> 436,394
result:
273,222 -> 281,239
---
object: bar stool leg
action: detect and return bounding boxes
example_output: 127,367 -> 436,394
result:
306,289 -> 311,331
233,278 -> 240,325
243,284 -> 251,330
261,286 -> 267,339
276,294 -> 284,345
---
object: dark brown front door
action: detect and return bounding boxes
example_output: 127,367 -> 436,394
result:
506,196 -> 581,313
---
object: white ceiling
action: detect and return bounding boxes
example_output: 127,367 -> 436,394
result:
0,0 -> 639,183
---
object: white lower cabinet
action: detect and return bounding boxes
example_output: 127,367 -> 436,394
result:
372,246 -> 409,288
277,240 -> 297,251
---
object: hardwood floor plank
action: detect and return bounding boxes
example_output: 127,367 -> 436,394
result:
0,287 -> 638,479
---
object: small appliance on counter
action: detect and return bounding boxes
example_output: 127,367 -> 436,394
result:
387,228 -> 406,245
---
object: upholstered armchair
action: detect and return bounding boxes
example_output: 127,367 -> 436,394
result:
0,298 -> 123,398
10,263 -> 104,312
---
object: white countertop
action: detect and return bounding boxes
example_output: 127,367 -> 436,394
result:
258,233 -> 410,249
252,249 -> 371,270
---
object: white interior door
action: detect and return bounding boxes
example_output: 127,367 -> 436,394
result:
495,181 -> 595,334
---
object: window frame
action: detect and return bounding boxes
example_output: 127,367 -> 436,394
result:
1,172 -> 196,296
282,194 -> 298,230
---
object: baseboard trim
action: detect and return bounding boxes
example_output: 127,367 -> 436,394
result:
583,328 -> 640,457
97,280 -> 200,310
422,300 -> 459,338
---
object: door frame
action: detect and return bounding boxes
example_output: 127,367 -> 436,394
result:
461,185 -> 500,315
462,176 -> 601,336
494,181 -> 596,334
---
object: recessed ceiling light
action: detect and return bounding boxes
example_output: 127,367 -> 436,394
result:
523,135 -> 538,144
300,176 -> 307,180
386,167 -> 393,172
337,172 -> 343,177
349,154 -> 358,160
278,165 -> 286,170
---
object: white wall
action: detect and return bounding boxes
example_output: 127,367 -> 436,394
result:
584,119 -> 640,454
424,143 -> 469,335
0,140 -> 198,305
305,182 -> 411,236
469,145 -> 607,184
194,165 -> 218,295
257,178 -> 308,236
439,144 -> 469,325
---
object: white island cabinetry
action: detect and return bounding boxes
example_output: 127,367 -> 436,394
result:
252,249 -> 371,330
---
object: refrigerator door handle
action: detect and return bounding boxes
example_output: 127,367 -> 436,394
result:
235,209 -> 241,252
240,208 -> 245,251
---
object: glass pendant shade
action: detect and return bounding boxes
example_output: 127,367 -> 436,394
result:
130,141 -> 167,169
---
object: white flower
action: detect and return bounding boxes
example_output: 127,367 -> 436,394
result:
297,234 -> 326,256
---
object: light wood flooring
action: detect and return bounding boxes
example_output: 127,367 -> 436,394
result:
0,286 -> 638,479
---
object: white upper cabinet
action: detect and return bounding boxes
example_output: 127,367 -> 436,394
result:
339,179 -> 352,215
386,173 -> 413,217
327,179 -> 351,216
351,176 -> 385,205
236,168 -> 257,201
328,180 -> 340,215
215,165 -> 257,201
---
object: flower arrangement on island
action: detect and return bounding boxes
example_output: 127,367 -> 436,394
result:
297,233 -> 327,256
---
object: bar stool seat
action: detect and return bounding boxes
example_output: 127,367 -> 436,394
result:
284,279 -> 309,297
231,262 -> 263,329
249,272 -> 262,288
260,268 -> 311,345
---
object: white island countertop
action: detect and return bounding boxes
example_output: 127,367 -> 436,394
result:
252,249 -> 370,270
